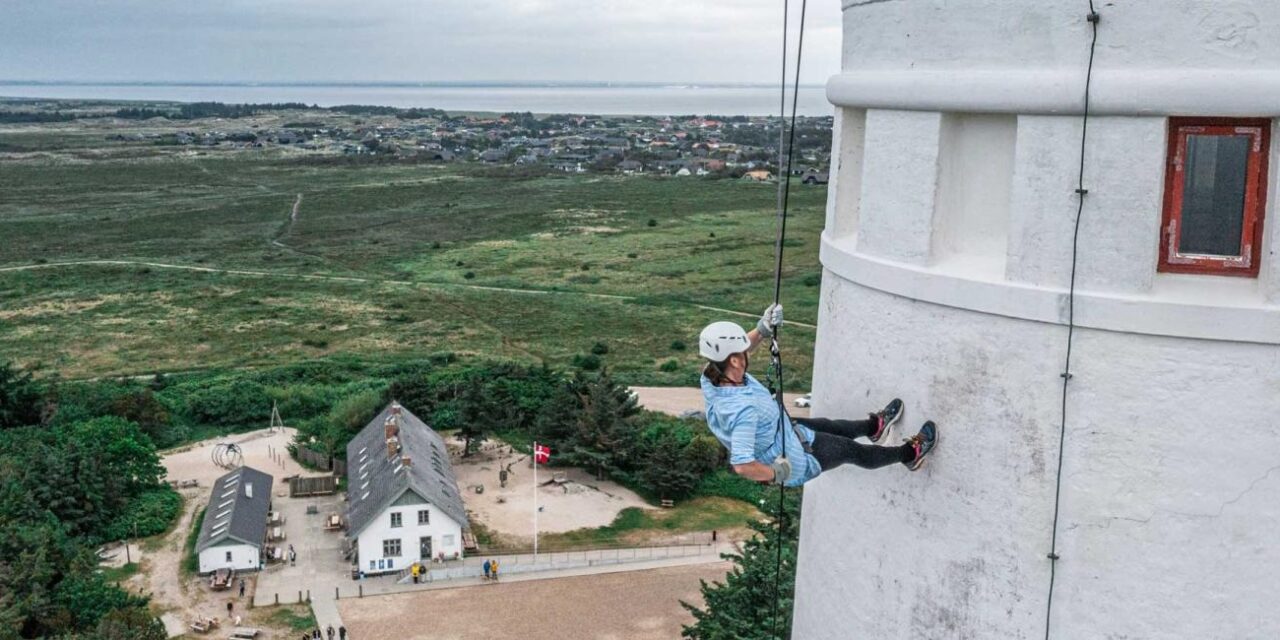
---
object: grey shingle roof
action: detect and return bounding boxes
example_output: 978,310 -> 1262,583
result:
345,402 -> 468,537
196,466 -> 273,552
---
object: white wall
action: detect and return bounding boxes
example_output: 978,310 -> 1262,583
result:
799,1 -> 1280,638
198,542 -> 260,575
354,502 -> 463,575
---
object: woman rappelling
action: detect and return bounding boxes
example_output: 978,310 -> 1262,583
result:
700,304 -> 939,486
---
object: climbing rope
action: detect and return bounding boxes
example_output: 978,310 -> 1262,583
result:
766,0 -> 808,637
1045,5 -> 1100,639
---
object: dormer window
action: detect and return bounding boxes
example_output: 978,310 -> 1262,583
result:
1159,118 -> 1270,277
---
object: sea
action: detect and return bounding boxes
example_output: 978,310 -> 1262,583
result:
0,83 -> 832,118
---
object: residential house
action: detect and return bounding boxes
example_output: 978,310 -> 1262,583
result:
347,402 -> 467,576
196,466 -> 274,575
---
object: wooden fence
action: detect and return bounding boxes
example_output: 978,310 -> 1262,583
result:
294,446 -> 347,476
288,475 -> 338,497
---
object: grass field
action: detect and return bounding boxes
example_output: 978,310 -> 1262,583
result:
0,143 -> 827,387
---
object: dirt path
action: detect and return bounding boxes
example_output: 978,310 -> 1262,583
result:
632,386 -> 811,419
0,259 -> 817,329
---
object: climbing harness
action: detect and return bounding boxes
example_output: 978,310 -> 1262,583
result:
764,0 -> 808,637
1045,5 -> 1101,640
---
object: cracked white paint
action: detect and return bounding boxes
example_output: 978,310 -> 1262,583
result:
795,2 -> 1280,639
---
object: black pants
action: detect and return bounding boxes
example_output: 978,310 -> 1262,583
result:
798,416 -> 914,471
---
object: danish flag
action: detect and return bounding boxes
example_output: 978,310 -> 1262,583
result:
534,443 -> 552,465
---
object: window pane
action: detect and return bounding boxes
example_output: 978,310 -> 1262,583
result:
1179,134 -> 1250,256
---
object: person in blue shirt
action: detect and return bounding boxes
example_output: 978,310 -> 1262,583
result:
699,305 -> 938,486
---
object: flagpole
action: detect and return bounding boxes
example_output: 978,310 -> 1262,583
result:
533,441 -> 539,563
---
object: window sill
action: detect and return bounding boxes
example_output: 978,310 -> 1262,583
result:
822,232 -> 1280,345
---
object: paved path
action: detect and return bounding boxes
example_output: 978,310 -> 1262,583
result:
339,561 -> 733,640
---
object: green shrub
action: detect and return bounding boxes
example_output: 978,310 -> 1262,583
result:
571,353 -> 602,371
659,359 -> 681,372
647,219 -> 657,227
670,340 -> 686,352
182,507 -> 206,577
464,271 -> 476,279
178,378 -> 270,426
696,469 -> 766,505
590,342 -> 610,356
802,273 -> 821,287
103,486 -> 182,541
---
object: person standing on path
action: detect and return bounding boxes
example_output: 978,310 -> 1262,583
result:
338,626 -> 346,640
483,559 -> 491,581
326,624 -> 335,639
491,559 -> 499,581
238,578 -> 246,598
226,601 -> 233,619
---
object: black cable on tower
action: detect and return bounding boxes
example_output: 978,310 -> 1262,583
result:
1044,4 -> 1100,639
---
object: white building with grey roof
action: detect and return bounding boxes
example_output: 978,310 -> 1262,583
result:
196,466 -> 273,575
347,402 -> 467,576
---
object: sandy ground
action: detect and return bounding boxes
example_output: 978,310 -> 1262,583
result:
338,562 -> 731,640
451,442 -> 652,537
119,427 -> 330,638
631,386 -> 811,419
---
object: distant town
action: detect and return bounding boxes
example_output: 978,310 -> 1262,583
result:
1,98 -> 833,181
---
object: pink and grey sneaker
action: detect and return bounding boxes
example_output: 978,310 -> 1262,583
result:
904,421 -> 939,471
868,398 -> 905,443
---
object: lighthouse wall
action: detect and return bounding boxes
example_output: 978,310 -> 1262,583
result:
795,2 -> 1280,638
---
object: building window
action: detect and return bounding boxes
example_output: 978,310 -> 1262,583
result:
383,538 -> 402,557
225,551 -> 233,562
418,509 -> 430,525
1160,117 -> 1270,277
443,534 -> 455,548
390,512 -> 402,528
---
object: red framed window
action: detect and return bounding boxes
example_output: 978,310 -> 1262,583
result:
1159,117 -> 1270,277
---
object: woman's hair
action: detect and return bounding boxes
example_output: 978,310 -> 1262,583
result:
703,359 -> 733,386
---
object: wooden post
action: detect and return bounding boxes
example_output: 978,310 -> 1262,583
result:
335,586 -> 339,600
359,584 -> 363,598
275,593 -> 279,605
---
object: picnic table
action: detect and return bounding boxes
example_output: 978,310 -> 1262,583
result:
230,627 -> 260,638
268,526 -> 285,541
323,513 -> 343,531
189,616 -> 219,633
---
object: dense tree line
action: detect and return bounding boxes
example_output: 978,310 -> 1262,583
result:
388,362 -> 725,501
0,363 -> 173,639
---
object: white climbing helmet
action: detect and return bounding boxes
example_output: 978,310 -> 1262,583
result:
699,321 -> 750,361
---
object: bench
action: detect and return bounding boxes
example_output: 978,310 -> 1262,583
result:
230,627 -> 260,638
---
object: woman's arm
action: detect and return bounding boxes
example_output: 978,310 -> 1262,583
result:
747,303 -> 784,353
733,460 -> 777,483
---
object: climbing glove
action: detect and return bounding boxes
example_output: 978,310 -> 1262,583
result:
757,303 -> 784,338
770,457 -> 792,485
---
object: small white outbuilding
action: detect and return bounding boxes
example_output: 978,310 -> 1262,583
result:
196,466 -> 273,575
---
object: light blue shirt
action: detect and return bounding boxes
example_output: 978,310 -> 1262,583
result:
701,373 -> 820,487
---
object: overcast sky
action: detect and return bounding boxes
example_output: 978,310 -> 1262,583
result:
0,0 -> 842,85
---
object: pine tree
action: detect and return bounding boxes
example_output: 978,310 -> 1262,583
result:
682,489 -> 802,640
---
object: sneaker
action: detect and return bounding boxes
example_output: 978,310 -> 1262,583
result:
904,421 -> 938,471
868,398 -> 905,443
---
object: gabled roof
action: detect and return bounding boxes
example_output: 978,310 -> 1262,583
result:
345,402 -> 468,537
196,466 -> 273,553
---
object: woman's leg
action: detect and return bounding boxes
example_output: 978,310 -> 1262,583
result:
809,432 -> 914,471
796,416 -> 878,440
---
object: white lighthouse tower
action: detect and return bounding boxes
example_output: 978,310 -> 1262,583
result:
793,2 -> 1280,638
